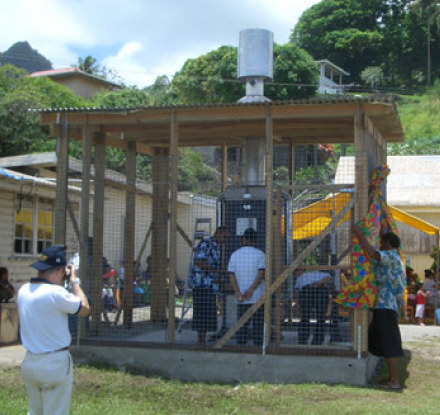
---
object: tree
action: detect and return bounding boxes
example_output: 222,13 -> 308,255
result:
78,55 -> 99,75
412,0 -> 440,85
360,66 -> 384,89
76,55 -> 121,83
292,0 -> 385,83
0,64 -> 85,157
172,44 -> 318,104
144,75 -> 177,105
172,46 -> 243,104
92,86 -> 151,107
291,0 -> 435,86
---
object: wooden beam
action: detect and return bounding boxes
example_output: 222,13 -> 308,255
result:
54,113 -> 69,244
151,147 -> 169,321
66,199 -> 81,249
214,195 -> 355,349
263,106 -> 273,350
168,111 -> 179,342
91,132 -> 106,332
221,143 -> 227,193
177,223 -> 193,248
78,120 -> 91,340
123,140 -> 137,328
135,223 -> 152,267
354,106 -> 369,354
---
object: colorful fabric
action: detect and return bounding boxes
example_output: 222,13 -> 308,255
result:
336,163 -> 403,309
189,237 -> 221,293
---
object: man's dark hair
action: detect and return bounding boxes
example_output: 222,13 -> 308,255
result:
424,269 -> 434,278
216,226 -> 229,233
0,267 -> 8,278
382,232 -> 400,249
242,228 -> 258,243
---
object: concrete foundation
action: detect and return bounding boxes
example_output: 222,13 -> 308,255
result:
0,303 -> 19,344
71,345 -> 380,386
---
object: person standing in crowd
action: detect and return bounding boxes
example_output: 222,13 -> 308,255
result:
423,269 -> 438,306
0,267 -> 15,303
18,245 -> 90,415
353,225 -> 406,390
228,228 -> 265,346
415,282 -> 429,326
190,226 -> 230,345
294,269 -> 332,345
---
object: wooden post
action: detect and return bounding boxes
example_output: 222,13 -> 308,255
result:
168,111 -> 179,342
54,113 -> 69,245
354,107 -> 369,353
221,143 -> 228,193
274,187 -> 283,345
289,143 -> 296,190
91,132 -> 106,332
78,121 -> 91,340
263,106 -> 273,350
151,147 -> 169,321
123,141 -> 136,328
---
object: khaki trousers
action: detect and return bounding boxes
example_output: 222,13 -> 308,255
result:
21,350 -> 73,415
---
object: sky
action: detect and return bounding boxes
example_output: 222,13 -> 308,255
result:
0,0 -> 321,88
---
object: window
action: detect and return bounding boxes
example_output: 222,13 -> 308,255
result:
15,195 -> 54,254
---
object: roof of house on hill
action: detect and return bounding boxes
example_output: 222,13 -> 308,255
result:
335,155 -> 440,207
30,66 -> 120,88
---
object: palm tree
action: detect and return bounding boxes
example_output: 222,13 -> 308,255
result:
78,56 -> 99,75
412,0 -> 440,85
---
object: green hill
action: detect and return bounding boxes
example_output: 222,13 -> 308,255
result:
391,83 -> 440,155
0,41 -> 52,73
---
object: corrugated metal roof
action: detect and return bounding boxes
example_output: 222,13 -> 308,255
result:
29,95 -> 398,114
30,66 -> 121,88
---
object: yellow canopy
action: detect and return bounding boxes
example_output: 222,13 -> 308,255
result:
292,193 -> 352,240
389,205 -> 439,237
292,194 -> 439,240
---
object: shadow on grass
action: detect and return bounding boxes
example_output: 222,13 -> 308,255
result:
369,348 -> 412,392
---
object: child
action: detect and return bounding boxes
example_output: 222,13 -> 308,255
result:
0,267 -> 15,303
102,283 -> 116,311
415,283 -> 429,326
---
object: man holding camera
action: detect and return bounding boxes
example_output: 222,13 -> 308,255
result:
18,245 -> 90,415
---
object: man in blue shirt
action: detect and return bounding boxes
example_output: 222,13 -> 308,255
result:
353,225 -> 406,390
190,226 -> 229,345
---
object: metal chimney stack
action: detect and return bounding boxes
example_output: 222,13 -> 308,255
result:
237,28 -> 273,104
237,29 -> 273,185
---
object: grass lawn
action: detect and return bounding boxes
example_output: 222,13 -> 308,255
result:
1,334 -> 440,415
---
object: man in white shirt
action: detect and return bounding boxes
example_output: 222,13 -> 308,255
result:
18,245 -> 90,415
228,228 -> 265,346
295,270 -> 331,345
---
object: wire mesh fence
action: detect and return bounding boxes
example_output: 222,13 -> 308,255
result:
65,142 -> 366,357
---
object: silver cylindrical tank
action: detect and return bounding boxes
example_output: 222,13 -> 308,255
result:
238,29 -> 274,81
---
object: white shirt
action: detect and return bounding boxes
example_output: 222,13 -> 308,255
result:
228,246 -> 265,304
295,271 -> 331,291
18,282 -> 81,354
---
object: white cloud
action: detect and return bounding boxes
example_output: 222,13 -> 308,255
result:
0,0 -> 322,88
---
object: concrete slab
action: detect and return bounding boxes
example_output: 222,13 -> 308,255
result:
71,345 -> 379,386
0,344 -> 25,367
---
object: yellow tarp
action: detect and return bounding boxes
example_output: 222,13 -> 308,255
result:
292,193 -> 352,240
292,194 -> 439,241
389,205 -> 439,237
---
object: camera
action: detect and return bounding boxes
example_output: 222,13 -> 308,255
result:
64,264 -> 73,281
